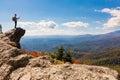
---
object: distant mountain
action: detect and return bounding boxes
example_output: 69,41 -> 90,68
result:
21,30 -> 120,52
72,30 -> 120,52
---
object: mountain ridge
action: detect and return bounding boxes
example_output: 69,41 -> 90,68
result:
21,30 -> 120,52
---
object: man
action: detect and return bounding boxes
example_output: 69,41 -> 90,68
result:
12,14 -> 20,28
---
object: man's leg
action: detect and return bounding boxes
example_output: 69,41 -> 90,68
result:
15,21 -> 17,28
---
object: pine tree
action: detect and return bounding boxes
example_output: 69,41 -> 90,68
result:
55,46 -> 65,60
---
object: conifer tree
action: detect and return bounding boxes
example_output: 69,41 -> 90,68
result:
55,46 -> 65,60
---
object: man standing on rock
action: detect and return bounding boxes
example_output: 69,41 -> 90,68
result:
12,14 -> 20,28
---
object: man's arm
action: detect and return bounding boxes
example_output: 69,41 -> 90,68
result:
17,17 -> 20,20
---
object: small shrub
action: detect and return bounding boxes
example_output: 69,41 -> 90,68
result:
24,51 -> 44,57
73,59 -> 79,64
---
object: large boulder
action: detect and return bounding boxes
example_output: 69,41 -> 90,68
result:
10,64 -> 118,80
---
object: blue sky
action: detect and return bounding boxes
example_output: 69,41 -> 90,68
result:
0,0 -> 120,36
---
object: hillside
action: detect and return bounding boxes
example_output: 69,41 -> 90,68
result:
74,48 -> 120,75
76,48 -> 120,64
0,28 -> 119,80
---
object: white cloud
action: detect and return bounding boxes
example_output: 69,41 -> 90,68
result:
62,21 -> 89,28
101,7 -> 120,29
18,20 -> 58,29
18,20 -> 87,36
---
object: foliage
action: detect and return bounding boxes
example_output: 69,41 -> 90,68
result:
76,48 -> 120,64
25,51 -> 44,57
55,46 -> 65,60
64,50 -> 73,63
50,46 -> 73,63
73,59 -> 79,64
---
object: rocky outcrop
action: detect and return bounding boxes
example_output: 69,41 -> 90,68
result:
0,28 -> 25,48
0,28 -> 26,80
0,28 -> 119,80
0,28 -> 25,66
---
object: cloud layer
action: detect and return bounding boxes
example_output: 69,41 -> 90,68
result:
18,20 -> 58,29
26,29 -> 87,36
18,20 -> 87,36
101,7 -> 120,29
62,21 -> 89,28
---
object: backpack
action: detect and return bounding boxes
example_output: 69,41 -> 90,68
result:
12,17 -> 16,21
